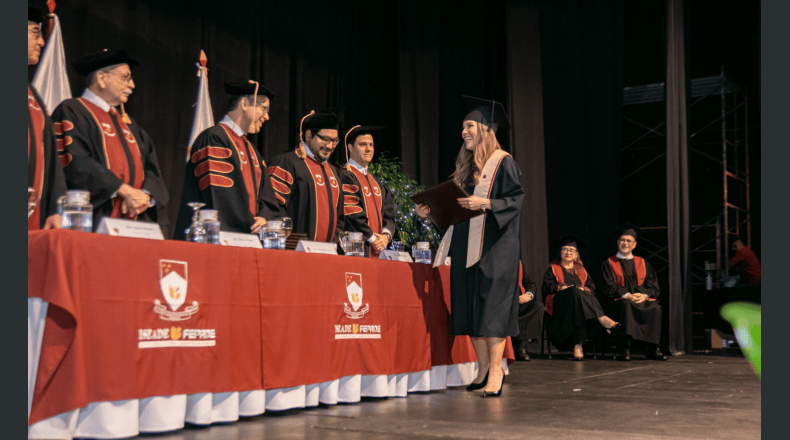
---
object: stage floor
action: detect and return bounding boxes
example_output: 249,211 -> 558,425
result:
135,352 -> 760,440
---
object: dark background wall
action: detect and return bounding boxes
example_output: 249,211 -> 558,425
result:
28,0 -> 760,316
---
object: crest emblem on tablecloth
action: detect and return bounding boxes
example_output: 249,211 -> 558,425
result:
154,260 -> 199,321
344,272 -> 369,319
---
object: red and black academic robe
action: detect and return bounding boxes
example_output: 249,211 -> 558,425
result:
51,98 -> 168,229
542,263 -> 604,347
339,165 -> 397,257
601,256 -> 662,345
28,85 -> 67,229
517,261 -> 544,343
174,124 -> 279,239
265,150 -> 344,243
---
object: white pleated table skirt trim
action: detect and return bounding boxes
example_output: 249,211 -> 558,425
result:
28,298 -> 509,440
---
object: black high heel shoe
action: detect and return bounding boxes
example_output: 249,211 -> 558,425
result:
481,374 -> 505,398
466,372 -> 489,391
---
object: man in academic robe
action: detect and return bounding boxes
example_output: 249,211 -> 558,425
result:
265,108 -> 345,244
51,49 -> 168,230
339,125 -> 397,257
601,222 -> 667,361
28,6 -> 66,230
174,82 -> 279,239
515,260 -> 544,361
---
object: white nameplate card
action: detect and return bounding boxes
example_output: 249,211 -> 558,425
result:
295,240 -> 338,255
96,218 -> 164,240
218,231 -> 263,248
378,250 -> 413,263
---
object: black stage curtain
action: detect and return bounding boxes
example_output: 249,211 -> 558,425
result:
539,0 -> 625,276
34,0 -> 625,287
665,0 -> 694,354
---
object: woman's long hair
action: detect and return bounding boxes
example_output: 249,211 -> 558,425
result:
451,121 -> 501,187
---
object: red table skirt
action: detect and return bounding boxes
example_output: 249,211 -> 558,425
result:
28,230 -> 512,425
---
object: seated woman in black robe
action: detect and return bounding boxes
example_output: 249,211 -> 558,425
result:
542,235 -> 620,360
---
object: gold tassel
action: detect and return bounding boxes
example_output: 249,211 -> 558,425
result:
120,103 -> 132,124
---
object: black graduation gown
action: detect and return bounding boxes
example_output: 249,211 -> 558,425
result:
601,257 -> 663,345
517,264 -> 544,342
542,265 -> 603,346
449,155 -> 524,338
174,124 -> 279,240
51,98 -> 168,229
265,150 -> 345,243
28,85 -> 67,229
339,165 -> 397,257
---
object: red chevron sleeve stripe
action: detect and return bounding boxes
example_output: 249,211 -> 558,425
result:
342,184 -> 359,193
267,166 -> 294,185
344,206 -> 363,215
191,146 -> 233,163
344,195 -> 360,205
275,193 -> 286,205
199,174 -> 234,191
270,179 -> 291,195
195,159 -> 234,177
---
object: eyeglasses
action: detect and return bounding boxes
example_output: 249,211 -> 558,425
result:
313,132 -> 340,146
560,248 -> 577,254
28,28 -> 43,39
618,238 -> 635,244
103,70 -> 134,84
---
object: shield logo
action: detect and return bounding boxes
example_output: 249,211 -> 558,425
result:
329,176 -> 338,188
373,185 -> 381,196
363,186 -> 372,197
122,129 -> 137,144
345,273 -> 363,311
101,123 -> 117,137
160,260 -> 188,312
315,174 -> 325,186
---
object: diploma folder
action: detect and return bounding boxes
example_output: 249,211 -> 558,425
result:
410,180 -> 484,229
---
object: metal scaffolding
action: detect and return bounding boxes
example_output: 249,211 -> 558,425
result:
620,67 -> 751,288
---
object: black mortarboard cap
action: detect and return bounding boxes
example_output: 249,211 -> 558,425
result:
552,234 -> 588,252
462,95 -> 511,132
72,49 -> 140,76
223,82 -> 274,99
28,6 -> 43,23
345,125 -> 384,146
615,221 -> 644,241
302,107 -> 344,134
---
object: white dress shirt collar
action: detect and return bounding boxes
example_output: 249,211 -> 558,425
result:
219,115 -> 246,137
302,142 -> 325,163
617,252 -> 634,260
81,89 -> 112,113
348,158 -> 367,175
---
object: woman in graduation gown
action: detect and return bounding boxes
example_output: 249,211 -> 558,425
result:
542,236 -> 620,360
416,96 -> 523,397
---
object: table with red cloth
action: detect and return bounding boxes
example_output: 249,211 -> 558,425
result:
28,230 -> 513,439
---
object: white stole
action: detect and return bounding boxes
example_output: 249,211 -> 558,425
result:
433,149 -> 511,268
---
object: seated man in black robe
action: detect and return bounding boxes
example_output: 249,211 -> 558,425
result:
601,222 -> 667,361
339,125 -> 397,257
516,260 -> 544,361
52,49 -> 168,230
265,108 -> 345,244
174,82 -> 279,239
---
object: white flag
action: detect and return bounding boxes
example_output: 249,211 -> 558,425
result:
186,51 -> 215,161
32,14 -> 72,115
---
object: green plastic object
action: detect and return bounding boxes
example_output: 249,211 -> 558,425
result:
720,302 -> 761,378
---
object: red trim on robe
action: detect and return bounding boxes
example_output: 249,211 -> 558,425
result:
344,206 -> 364,215
191,146 -> 233,163
270,179 -> 291,195
342,184 -> 359,193
275,193 -> 286,205
349,167 -> 383,234
199,174 -> 234,191
194,160 -> 234,177
546,263 -> 588,316
518,262 -> 526,295
344,195 -> 360,205
219,125 -> 261,218
268,166 -> 294,185
77,99 -> 144,220
28,86 -> 45,229
302,156 -> 340,242
607,256 -> 646,287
